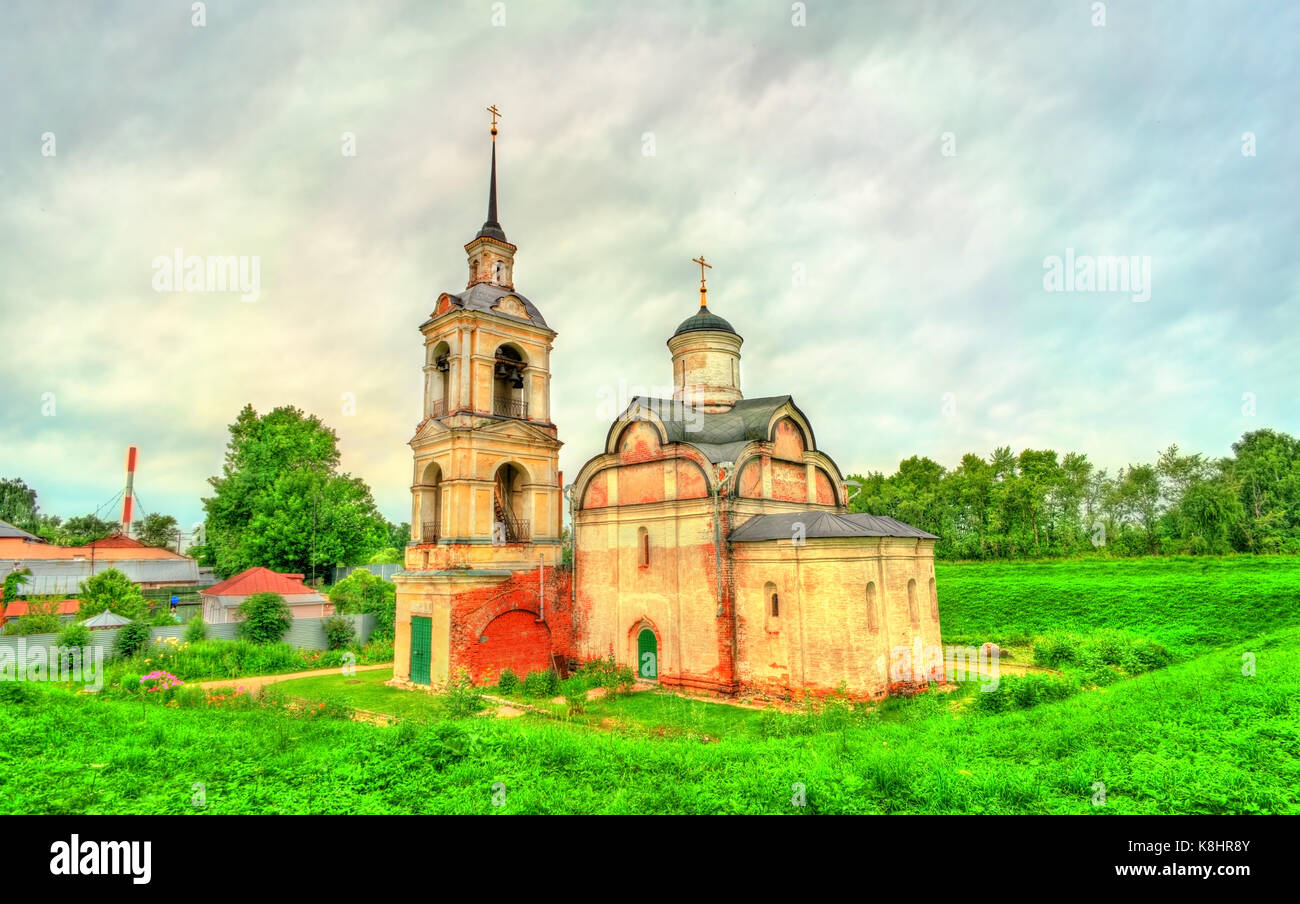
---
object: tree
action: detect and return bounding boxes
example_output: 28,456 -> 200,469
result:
133,513 -> 181,549
328,570 -> 396,641
0,478 -> 39,530
202,405 -> 390,577
237,592 -> 292,644
385,520 -> 411,550
1227,429 -> 1300,553
42,513 -> 117,547
77,569 -> 146,621
114,621 -> 152,659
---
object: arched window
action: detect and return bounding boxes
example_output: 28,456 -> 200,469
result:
493,260 -> 505,283
470,257 -> 479,282
907,579 -> 919,626
763,581 -> 780,632
637,527 -> 650,567
866,581 -> 879,632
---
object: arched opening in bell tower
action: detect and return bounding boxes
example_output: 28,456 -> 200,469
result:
430,340 -> 451,417
492,343 -> 527,419
418,461 -> 443,543
492,462 -> 529,543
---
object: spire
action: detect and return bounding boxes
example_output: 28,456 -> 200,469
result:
476,105 -> 507,242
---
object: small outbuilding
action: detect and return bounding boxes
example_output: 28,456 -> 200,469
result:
82,609 -> 134,630
199,567 -> 333,625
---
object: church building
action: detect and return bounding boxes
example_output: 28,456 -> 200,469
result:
392,111 -> 941,699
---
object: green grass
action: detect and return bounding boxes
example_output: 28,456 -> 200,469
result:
1,555 -> 1296,814
935,554 -> 1300,657
273,668 -> 451,721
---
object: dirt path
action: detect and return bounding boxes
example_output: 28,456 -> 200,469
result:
195,663 -> 392,691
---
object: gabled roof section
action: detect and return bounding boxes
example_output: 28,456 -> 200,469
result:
729,510 -> 938,542
620,395 -> 795,463
83,609 -> 134,628
200,567 -> 317,597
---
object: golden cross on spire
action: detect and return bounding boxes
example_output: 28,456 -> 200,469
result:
692,254 -> 711,307
487,104 -> 502,138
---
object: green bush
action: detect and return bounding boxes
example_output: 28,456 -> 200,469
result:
496,668 -> 519,693
360,638 -> 393,663
975,674 -> 1077,713
183,615 -> 208,643
561,677 -> 588,714
113,621 -> 152,659
237,592 -> 292,644
10,613 -> 61,636
444,671 -> 485,718
522,669 -> 561,698
322,615 -> 356,650
328,570 -> 396,641
57,622 -> 92,648
1032,633 -> 1078,668
578,655 -> 636,691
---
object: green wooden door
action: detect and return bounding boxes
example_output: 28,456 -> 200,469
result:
410,616 -> 432,685
637,628 -> 657,680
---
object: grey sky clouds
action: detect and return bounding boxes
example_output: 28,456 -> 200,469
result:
1,0 -> 1296,528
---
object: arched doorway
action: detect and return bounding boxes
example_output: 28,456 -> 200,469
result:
637,627 -> 658,680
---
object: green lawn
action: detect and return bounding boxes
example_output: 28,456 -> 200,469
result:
272,668 -> 452,721
1,555 -> 1296,814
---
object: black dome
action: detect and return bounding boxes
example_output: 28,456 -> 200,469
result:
672,305 -> 737,337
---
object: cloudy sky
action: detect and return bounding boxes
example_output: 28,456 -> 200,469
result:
1,0 -> 1296,530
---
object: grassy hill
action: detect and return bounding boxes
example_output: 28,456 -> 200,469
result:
1,556 -> 1296,814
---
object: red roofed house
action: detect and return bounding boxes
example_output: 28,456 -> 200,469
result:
0,599 -> 80,628
199,567 -> 334,625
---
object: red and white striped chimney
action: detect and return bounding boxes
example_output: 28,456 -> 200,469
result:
121,445 -> 138,536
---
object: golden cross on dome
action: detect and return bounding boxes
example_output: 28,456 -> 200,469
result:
487,104 -> 502,138
692,255 -> 712,306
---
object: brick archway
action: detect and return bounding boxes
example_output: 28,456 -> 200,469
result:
468,609 -> 551,684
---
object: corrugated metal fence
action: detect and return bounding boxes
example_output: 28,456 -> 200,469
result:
332,564 -> 400,583
0,613 -> 377,658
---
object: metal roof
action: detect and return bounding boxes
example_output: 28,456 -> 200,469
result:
0,519 -> 41,541
729,510 -> 938,542
83,609 -> 134,628
436,282 -> 548,329
672,305 -> 738,337
627,395 -> 794,463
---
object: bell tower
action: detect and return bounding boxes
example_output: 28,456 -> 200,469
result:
393,108 -> 567,689
405,107 -> 562,571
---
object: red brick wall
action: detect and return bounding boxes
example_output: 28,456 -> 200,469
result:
467,610 -> 552,683
447,565 -> 577,683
